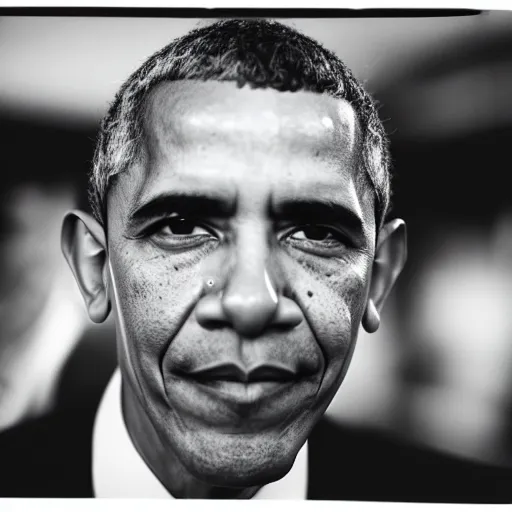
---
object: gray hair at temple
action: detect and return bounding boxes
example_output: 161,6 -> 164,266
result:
90,18 -> 392,230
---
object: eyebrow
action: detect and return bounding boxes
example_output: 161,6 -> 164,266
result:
126,191 -> 366,241
272,197 -> 365,238
127,191 -> 236,229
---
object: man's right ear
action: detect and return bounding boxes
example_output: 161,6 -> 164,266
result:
61,210 -> 111,323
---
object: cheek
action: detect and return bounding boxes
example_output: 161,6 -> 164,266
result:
288,252 -> 371,368
109,245 -> 203,372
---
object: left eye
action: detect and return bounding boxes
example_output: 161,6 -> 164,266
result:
290,225 -> 342,242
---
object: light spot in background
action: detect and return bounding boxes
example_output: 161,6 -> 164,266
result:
0,187 -> 88,432
0,14 -> 510,124
408,228 -> 512,462
392,61 -> 512,139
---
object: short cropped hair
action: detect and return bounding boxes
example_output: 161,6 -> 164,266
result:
91,18 -> 392,230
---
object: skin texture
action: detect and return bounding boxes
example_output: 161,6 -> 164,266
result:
62,80 -> 406,499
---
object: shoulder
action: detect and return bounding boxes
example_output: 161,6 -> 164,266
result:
307,417 -> 511,503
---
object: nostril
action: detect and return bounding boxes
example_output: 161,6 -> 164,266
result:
274,296 -> 303,329
195,295 -> 229,330
198,317 -> 229,331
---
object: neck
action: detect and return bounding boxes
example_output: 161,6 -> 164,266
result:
121,381 -> 262,499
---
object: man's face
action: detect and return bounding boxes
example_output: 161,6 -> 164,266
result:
106,80 -> 376,485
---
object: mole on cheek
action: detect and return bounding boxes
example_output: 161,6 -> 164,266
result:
174,266 -> 179,271
307,290 -> 313,297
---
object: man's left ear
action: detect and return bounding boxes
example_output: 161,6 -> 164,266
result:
362,219 -> 407,333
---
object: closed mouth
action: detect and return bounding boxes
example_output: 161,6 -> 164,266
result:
186,362 -> 298,384
167,360 -> 317,421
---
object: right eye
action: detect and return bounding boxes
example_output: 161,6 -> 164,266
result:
145,215 -> 218,251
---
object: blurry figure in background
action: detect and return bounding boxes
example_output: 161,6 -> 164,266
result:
0,115 -> 117,493
0,181 -> 82,430
404,221 -> 512,466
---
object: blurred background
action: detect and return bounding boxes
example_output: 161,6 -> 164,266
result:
0,11 -> 511,468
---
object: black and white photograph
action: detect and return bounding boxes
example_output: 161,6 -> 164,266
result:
0,7 -> 511,504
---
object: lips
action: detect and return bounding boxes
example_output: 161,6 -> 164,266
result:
187,362 -> 298,384
165,348 -> 321,427
167,361 -> 308,417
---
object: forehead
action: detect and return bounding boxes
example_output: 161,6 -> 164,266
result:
143,80 -> 360,158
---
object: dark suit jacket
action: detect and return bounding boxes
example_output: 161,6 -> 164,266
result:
0,331 -> 510,501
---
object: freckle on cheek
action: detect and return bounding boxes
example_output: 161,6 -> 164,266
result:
174,266 -> 179,271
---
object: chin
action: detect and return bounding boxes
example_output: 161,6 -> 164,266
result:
190,456 -> 294,489
178,429 -> 300,488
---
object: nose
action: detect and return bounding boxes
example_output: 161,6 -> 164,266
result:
195,229 -> 303,338
221,262 -> 278,337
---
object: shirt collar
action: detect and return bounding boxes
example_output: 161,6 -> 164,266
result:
93,368 -> 309,499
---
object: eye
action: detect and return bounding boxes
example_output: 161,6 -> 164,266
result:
283,224 -> 351,258
290,225 -> 340,242
142,215 -> 219,252
156,217 -> 211,237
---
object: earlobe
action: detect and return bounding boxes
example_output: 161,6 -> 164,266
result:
362,299 -> 380,333
61,210 -> 111,323
362,218 -> 407,334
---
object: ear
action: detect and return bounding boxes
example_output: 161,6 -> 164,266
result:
61,210 -> 111,323
362,219 -> 407,333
